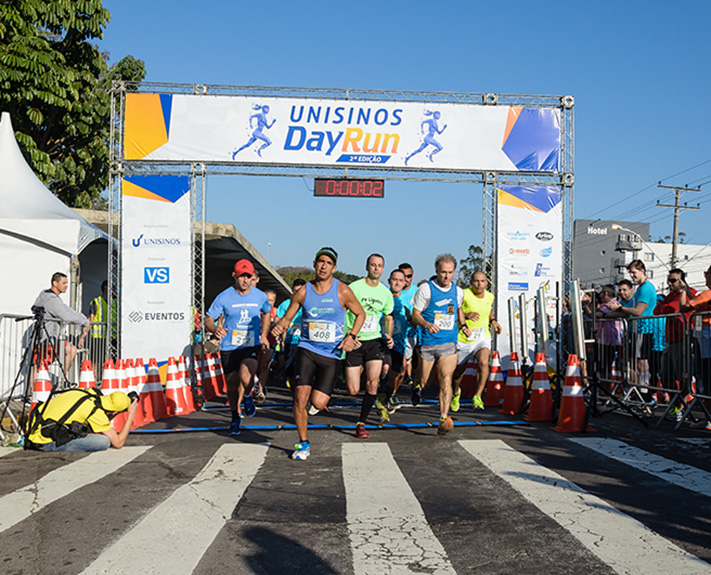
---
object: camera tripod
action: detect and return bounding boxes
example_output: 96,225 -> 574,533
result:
0,307 -> 72,443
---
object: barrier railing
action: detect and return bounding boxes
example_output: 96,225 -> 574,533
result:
588,311 -> 696,425
678,309 -> 711,428
0,314 -> 112,401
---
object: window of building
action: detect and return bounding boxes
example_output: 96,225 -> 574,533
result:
600,250 -> 606,256
599,267 -> 605,273
648,270 -> 654,279
644,252 -> 654,262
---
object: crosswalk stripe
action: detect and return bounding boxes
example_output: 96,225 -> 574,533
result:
342,443 -> 457,575
0,446 -> 149,534
570,437 -> 711,498
80,443 -> 269,575
0,447 -> 15,458
459,439 -> 711,575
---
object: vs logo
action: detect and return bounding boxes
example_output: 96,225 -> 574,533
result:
144,267 -> 170,284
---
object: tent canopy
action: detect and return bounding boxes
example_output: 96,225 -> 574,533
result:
0,111 -> 106,254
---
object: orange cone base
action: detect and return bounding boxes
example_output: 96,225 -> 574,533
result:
525,390 -> 554,422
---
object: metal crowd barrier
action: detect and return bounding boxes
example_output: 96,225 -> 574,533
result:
677,309 -> 711,428
589,311 -> 703,425
0,313 -> 112,401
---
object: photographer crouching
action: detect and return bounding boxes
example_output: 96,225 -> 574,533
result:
24,389 -> 139,452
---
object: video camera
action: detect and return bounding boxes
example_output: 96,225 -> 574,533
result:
31,305 -> 45,319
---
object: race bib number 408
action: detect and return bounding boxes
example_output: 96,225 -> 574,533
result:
308,321 -> 337,343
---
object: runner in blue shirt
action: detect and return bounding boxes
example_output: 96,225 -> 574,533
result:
205,259 -> 271,436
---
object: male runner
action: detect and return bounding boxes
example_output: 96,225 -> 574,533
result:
274,278 -> 306,386
451,271 -> 501,411
205,259 -> 271,436
344,254 -> 394,438
411,254 -> 469,435
379,268 -> 412,416
272,247 -> 365,460
398,262 -> 419,389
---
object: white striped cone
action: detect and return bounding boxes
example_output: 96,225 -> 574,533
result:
525,352 -> 553,422
30,361 -> 52,412
499,352 -> 524,414
553,354 -> 595,433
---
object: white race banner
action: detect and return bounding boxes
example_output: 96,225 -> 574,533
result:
124,93 -> 561,173
121,176 -> 192,364
496,185 -> 562,369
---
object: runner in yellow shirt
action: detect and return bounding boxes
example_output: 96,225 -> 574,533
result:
452,271 -> 501,410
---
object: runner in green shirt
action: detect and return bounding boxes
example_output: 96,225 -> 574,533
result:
344,253 -> 394,438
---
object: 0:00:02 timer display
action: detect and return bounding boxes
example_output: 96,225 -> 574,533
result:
314,179 -> 385,198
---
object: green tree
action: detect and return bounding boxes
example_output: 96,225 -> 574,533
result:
277,266 -> 361,288
0,1 -> 145,207
457,244 -> 489,287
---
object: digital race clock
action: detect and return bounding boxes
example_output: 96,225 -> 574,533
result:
314,178 -> 385,198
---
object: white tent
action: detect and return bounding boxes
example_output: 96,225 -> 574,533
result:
0,111 -> 108,316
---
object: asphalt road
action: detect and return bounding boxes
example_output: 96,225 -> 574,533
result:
1,386 -> 710,575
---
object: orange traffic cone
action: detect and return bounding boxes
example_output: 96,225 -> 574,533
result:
200,354 -> 217,400
213,351 -> 227,394
110,359 -> 130,432
78,359 -> 96,389
30,361 -> 52,412
134,358 -> 153,425
525,352 -> 553,422
483,352 -> 505,407
101,358 -> 119,393
165,357 -> 186,416
499,352 -> 524,415
146,358 -> 168,421
552,354 -> 595,433
179,355 -> 195,413
459,359 -> 478,399
125,359 -> 145,430
610,359 -> 623,395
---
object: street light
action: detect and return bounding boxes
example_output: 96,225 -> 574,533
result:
611,224 -> 670,272
266,242 -> 271,262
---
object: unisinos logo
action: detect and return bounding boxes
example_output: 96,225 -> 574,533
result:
144,267 -> 170,284
540,247 -> 552,258
536,231 -> 554,241
131,234 -> 181,248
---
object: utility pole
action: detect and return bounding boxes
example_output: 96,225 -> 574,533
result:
656,183 -> 700,268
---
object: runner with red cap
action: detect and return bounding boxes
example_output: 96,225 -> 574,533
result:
205,259 -> 271,437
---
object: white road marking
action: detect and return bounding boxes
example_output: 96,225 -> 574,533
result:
342,442 -> 456,575
0,446 -> 150,533
0,446 -> 16,458
81,443 -> 269,575
459,439 -> 711,575
570,437 -> 711,498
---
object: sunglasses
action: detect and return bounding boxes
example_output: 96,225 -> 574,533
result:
667,278 -> 679,283
404,274 -> 413,278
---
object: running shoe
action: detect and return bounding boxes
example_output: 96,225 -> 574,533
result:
450,391 -> 461,412
689,419 -> 711,430
228,419 -> 241,436
472,395 -> 485,410
411,384 -> 422,407
254,389 -> 266,405
665,407 -> 683,422
355,423 -> 371,439
292,441 -> 311,460
387,396 -> 401,414
308,405 -> 320,416
243,392 -> 256,417
376,401 -> 390,423
437,416 -> 454,436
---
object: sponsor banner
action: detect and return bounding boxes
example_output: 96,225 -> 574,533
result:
124,93 -> 561,173
496,185 -> 562,366
121,175 -> 192,363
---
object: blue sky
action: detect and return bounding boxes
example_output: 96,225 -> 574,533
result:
99,0 -> 711,281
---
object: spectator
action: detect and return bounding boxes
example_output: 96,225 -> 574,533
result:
33,272 -> 90,375
655,269 -> 697,421
595,285 -> 623,381
25,389 -> 138,451
87,280 -> 117,379
606,260 -> 658,402
679,264 -> 711,430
